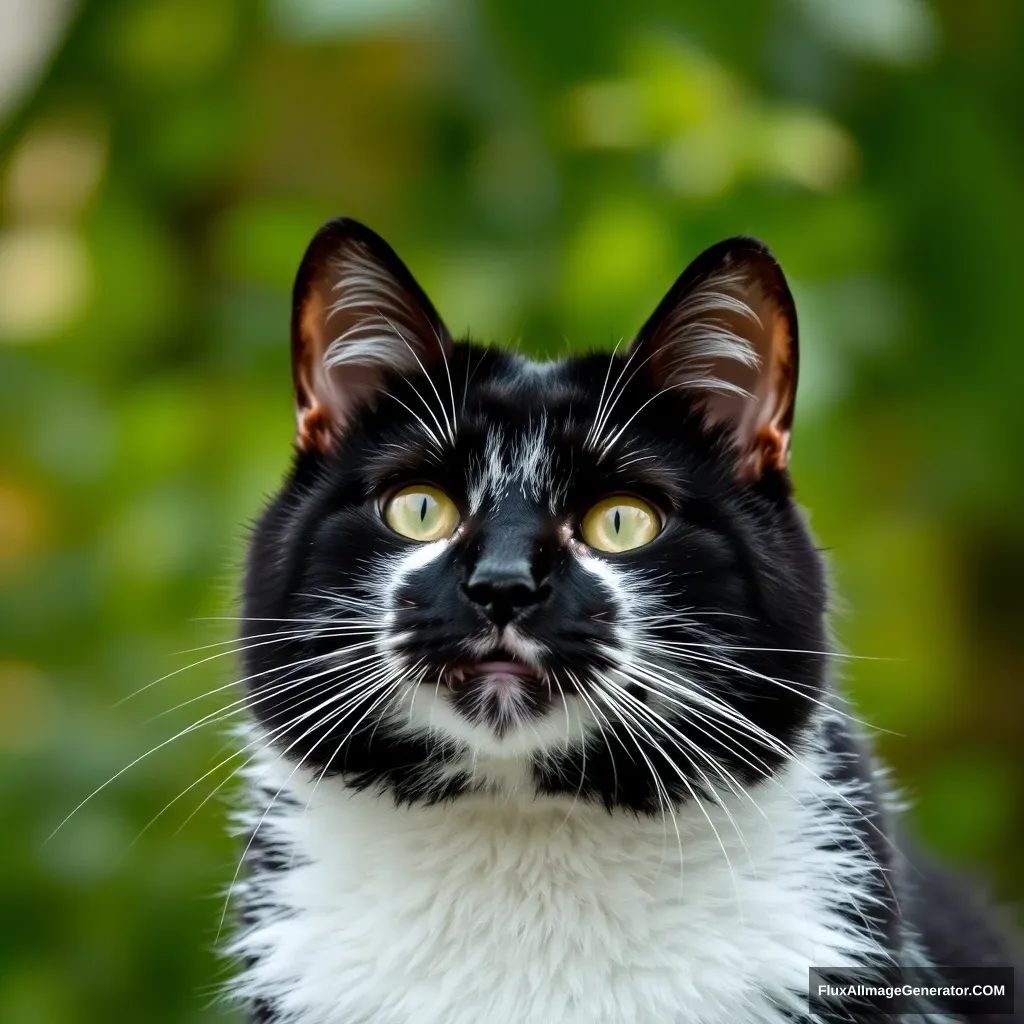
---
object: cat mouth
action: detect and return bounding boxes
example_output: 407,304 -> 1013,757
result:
445,656 -> 545,691
440,652 -> 553,734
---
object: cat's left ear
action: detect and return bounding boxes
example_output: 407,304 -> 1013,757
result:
290,218 -> 453,452
629,237 -> 798,481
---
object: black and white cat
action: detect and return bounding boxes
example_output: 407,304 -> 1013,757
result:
228,218 -> 1019,1023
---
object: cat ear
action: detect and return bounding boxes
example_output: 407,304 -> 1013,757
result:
629,236 -> 798,481
290,218 -> 453,452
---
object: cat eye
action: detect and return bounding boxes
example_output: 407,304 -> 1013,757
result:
580,495 -> 661,553
383,485 -> 460,542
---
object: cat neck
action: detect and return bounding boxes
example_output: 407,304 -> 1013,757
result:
230,714 -> 890,1024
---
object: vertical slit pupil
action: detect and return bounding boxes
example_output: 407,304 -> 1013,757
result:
613,509 -> 621,533
419,497 -> 429,522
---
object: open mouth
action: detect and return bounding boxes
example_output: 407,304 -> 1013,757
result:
446,658 -> 544,690
440,653 -> 552,734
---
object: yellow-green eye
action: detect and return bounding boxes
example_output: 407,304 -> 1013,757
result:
383,485 -> 459,542
581,495 -> 661,553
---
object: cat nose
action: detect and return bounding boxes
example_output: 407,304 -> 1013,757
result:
463,558 -> 545,626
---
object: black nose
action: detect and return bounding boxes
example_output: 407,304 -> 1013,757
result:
463,558 -> 545,626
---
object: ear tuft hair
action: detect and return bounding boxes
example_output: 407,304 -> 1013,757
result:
291,218 -> 452,452
630,237 -> 798,481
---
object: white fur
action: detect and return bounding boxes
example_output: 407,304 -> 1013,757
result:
229,717 -> 886,1024
323,246 -> 421,374
318,240 -> 456,448
585,266 -> 769,460
468,423 -> 556,514
655,267 -> 761,398
396,671 -> 593,767
235,372 -> 889,1022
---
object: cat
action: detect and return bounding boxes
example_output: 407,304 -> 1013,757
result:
227,217 -> 1020,1023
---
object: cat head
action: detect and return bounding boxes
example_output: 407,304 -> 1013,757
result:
242,217 -> 827,810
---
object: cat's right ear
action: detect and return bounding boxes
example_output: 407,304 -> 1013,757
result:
290,218 -> 453,453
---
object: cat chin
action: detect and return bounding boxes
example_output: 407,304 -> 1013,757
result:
397,680 -> 595,761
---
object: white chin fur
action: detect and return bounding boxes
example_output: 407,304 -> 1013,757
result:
395,679 -> 594,765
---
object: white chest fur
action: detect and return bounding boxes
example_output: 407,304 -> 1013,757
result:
230,743 -> 882,1024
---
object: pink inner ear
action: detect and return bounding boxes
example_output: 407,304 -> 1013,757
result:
294,285 -> 350,452
290,230 -> 453,454
645,258 -> 797,481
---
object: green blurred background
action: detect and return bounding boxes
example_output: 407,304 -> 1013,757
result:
1,0 -> 1022,1020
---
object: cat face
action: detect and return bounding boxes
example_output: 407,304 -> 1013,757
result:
241,219 -> 828,811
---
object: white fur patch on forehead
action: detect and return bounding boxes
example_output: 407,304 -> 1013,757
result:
516,357 -> 563,380
467,421 -> 558,513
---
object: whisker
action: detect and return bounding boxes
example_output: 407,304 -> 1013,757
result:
50,644 -> 388,841
632,648 -> 884,731
217,667 -> 407,942
147,642 -> 381,722
131,679 -> 345,846
591,683 -> 688,881
114,627 -> 375,707
633,635 -> 889,663
600,674 -> 755,869
376,312 -> 456,447
617,656 -> 901,859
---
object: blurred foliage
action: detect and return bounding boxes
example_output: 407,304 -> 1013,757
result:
1,0 -> 1023,1020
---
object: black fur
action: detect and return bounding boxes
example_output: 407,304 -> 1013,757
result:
236,218 -> 1021,1023
243,344 -> 826,806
